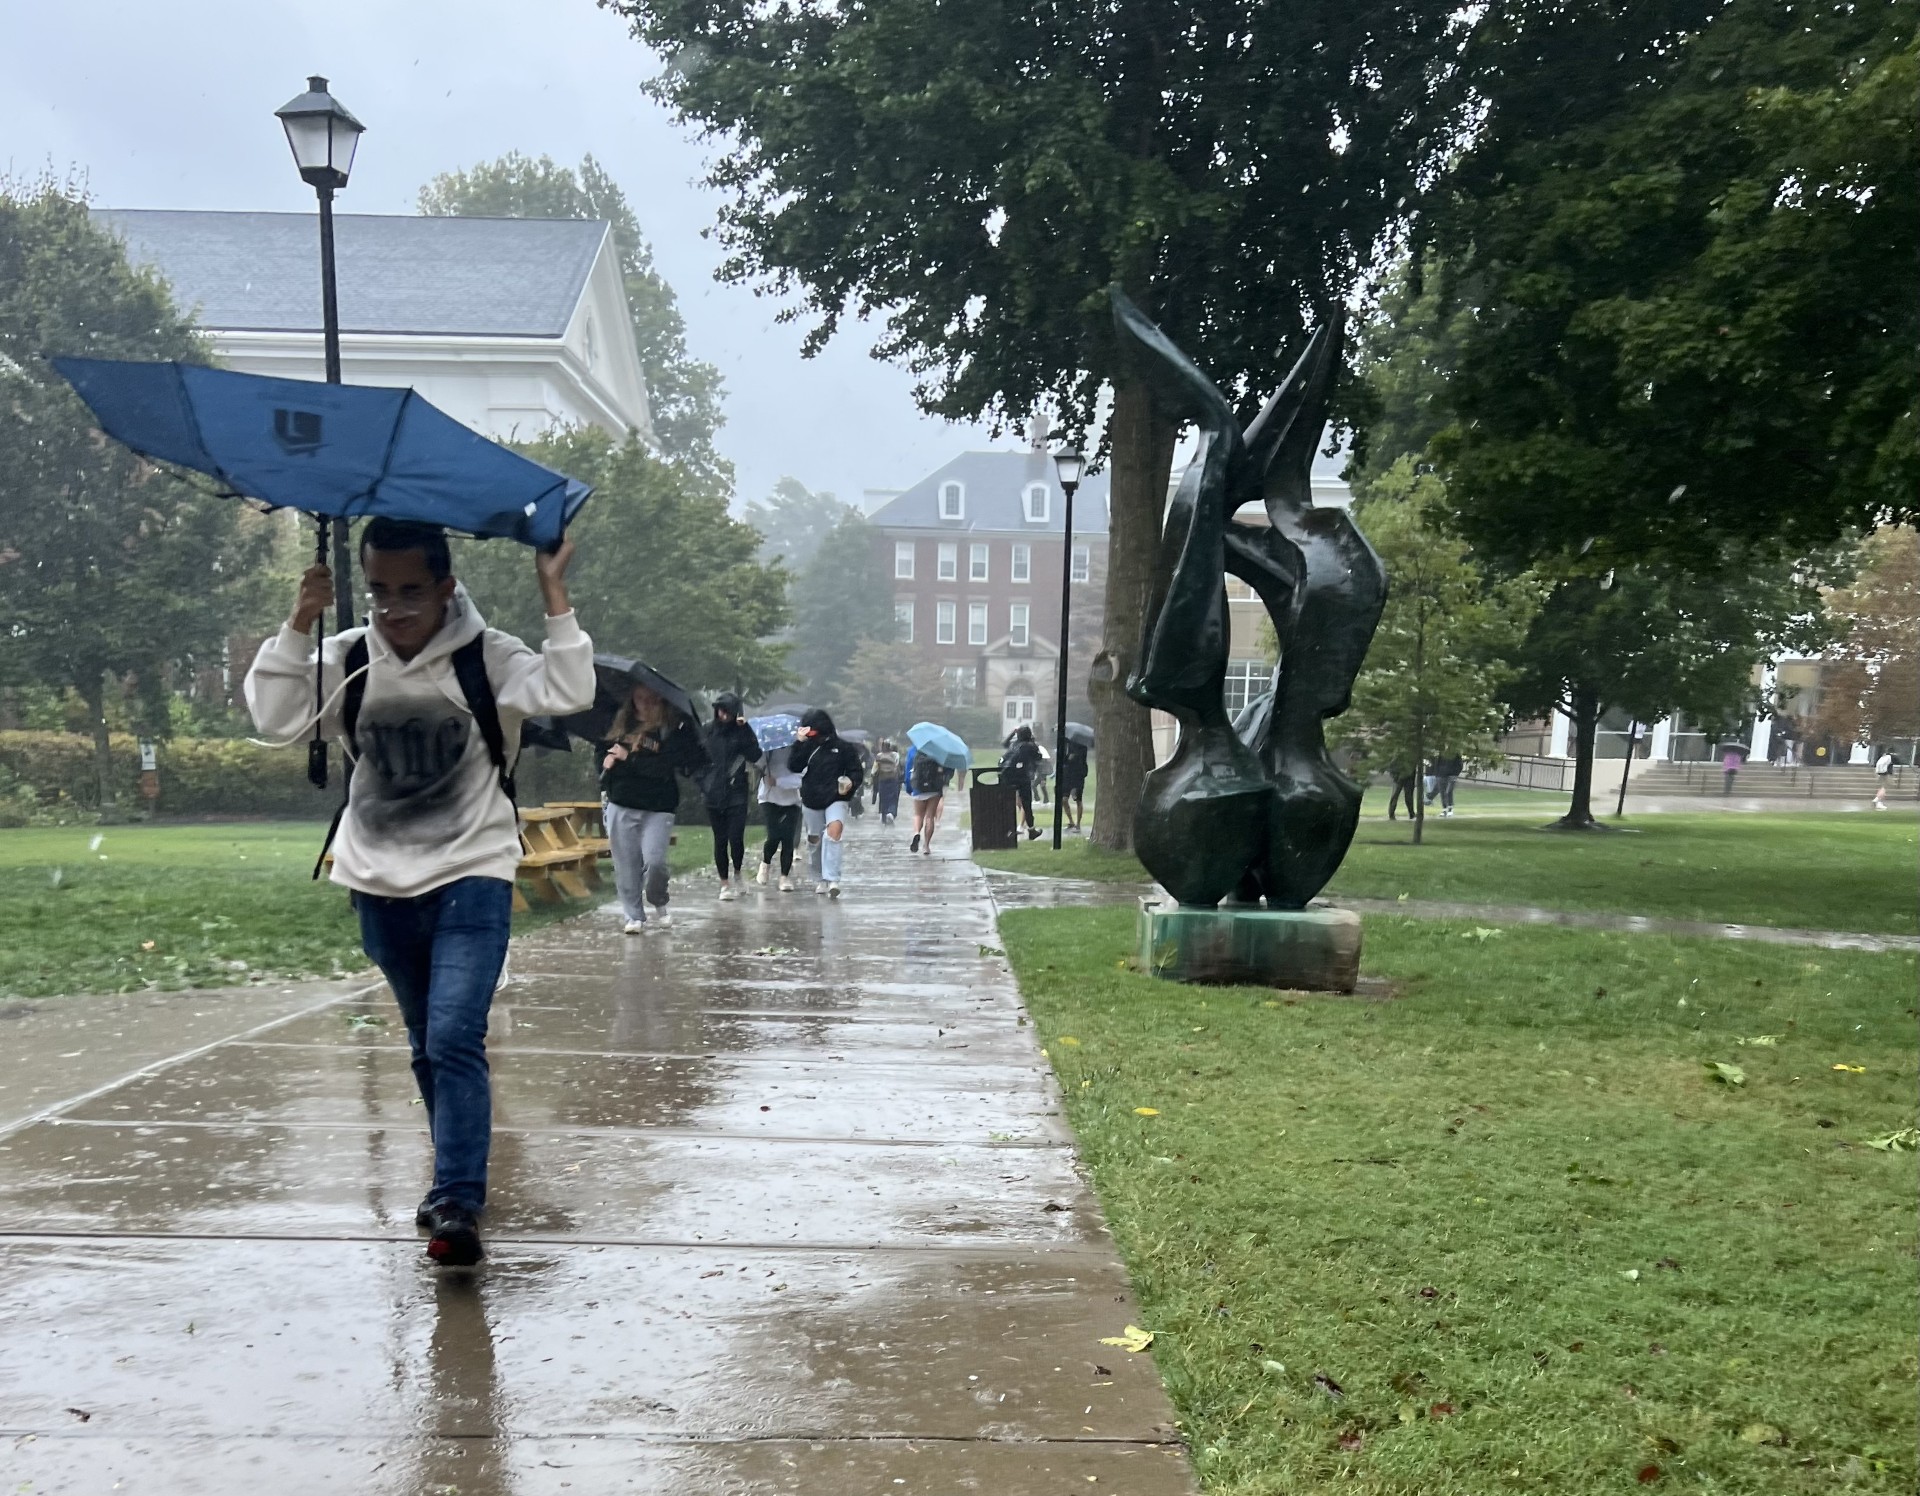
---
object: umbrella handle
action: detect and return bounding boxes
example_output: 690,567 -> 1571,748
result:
308,517 -> 330,790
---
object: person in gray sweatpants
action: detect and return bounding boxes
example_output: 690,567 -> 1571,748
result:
598,684 -> 708,933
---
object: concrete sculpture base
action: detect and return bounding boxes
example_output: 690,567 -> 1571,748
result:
1137,899 -> 1362,993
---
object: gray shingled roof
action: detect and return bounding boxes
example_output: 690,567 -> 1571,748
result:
869,450 -> 1111,535
92,209 -> 608,338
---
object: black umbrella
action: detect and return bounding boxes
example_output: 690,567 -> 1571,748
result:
519,716 -> 573,754
1064,721 -> 1096,748
559,654 -> 701,742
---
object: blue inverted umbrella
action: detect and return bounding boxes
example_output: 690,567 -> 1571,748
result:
906,721 -> 971,771
52,358 -> 591,549
748,714 -> 801,752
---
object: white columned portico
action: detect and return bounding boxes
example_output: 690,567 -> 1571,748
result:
1548,709 -> 1571,759
1649,718 -> 1673,761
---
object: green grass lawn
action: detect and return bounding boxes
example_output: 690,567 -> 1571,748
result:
1000,905 -> 1918,1494
977,808 -> 1918,935
0,821 -> 706,999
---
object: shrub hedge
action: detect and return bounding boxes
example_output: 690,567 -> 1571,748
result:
0,732 -> 325,821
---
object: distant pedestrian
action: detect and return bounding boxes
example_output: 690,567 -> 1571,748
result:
1426,753 -> 1462,817
792,708 -> 864,897
1721,744 -> 1744,795
700,691 -> 763,902
872,738 -> 904,824
1873,750 -> 1895,810
999,724 -> 1045,841
245,520 -> 593,1267
1057,738 -> 1089,833
1385,761 -> 1418,821
905,742 -> 953,855
756,743 -> 804,889
602,684 -> 708,935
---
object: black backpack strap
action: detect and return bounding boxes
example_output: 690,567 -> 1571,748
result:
450,634 -> 516,805
313,636 -> 371,880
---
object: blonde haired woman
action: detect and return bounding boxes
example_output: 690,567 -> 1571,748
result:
600,684 -> 707,933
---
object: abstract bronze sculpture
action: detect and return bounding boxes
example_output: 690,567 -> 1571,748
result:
1117,289 -> 1386,912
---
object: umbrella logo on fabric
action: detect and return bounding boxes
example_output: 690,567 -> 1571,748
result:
273,408 -> 323,455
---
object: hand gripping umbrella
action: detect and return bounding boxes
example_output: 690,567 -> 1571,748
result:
54,357 -> 594,787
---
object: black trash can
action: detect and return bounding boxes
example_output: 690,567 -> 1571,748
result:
969,766 -> 1020,851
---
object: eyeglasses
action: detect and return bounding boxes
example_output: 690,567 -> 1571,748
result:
365,588 -> 435,619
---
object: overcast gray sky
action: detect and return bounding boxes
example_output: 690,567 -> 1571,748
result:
0,0 -> 1006,511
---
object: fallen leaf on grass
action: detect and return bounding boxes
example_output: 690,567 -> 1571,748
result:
1702,1061 -> 1746,1087
1636,1464 -> 1662,1484
1738,1423 -> 1786,1446
1621,1269 -> 1641,1281
1336,1429 -> 1364,1451
1098,1324 -> 1155,1354
1261,1359 -> 1286,1375
1056,1036 -> 1081,1046
1461,927 -> 1504,941
1428,1401 -> 1456,1418
1313,1372 -> 1345,1399
1734,1034 -> 1783,1047
750,945 -> 799,957
64,1408 -> 90,1422
1863,1128 -> 1919,1152
1831,1063 -> 1866,1074
139,940 -> 156,952
1133,1107 -> 1160,1117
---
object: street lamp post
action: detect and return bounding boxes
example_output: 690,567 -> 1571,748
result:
1049,447 -> 1085,850
275,75 -> 364,637
275,77 -> 364,789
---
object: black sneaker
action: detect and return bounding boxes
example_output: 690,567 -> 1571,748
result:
414,1196 -> 434,1231
423,1201 -> 484,1267
908,832 -> 921,853
1027,826 -> 1041,840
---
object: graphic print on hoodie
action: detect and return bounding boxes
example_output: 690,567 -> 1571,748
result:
354,686 -> 476,846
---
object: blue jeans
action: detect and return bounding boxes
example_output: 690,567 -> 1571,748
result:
355,876 -> 513,1214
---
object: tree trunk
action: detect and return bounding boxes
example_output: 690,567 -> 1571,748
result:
1089,373 -> 1178,851
1411,723 -> 1426,846
1554,685 -> 1605,830
84,676 -> 121,825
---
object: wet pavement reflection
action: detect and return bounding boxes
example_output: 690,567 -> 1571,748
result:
0,826 -> 1195,1494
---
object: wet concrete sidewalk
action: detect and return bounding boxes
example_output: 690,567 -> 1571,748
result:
0,826 -> 1195,1494
984,868 -> 1919,953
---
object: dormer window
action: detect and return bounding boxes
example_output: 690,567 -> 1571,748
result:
939,481 -> 965,520
1023,483 -> 1050,523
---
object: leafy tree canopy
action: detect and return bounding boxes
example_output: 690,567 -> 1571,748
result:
1811,525 -> 1918,746
419,152 -> 729,488
745,476 -> 856,570
1432,0 -> 1917,571
834,638 -> 947,738
451,428 -> 788,696
782,510 -> 893,704
0,182 -> 270,806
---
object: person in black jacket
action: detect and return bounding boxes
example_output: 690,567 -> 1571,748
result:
700,691 -> 763,901
999,724 -> 1045,840
600,685 -> 708,933
790,707 -> 864,897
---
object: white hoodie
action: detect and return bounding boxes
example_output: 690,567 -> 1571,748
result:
245,585 -> 595,898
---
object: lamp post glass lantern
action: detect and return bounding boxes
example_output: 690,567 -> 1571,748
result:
276,76 -> 365,787
1050,447 -> 1085,849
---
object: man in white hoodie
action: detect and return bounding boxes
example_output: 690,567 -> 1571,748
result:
246,518 -> 594,1266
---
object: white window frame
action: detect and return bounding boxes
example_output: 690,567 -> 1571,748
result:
939,481 -> 965,520
894,541 -> 915,579
943,664 -> 978,706
968,601 -> 988,646
1023,482 -> 1050,524
1003,694 -> 1037,725
969,542 -> 989,581
894,599 -> 914,643
1009,602 -> 1030,648
1011,543 -> 1031,583
1071,545 -> 1090,583
1223,658 -> 1273,717
936,600 -> 956,645
937,542 -> 958,581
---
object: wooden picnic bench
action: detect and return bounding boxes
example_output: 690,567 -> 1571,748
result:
512,806 -> 600,911
546,800 -> 610,860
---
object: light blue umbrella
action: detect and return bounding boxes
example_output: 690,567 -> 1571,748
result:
749,714 -> 801,751
907,721 -> 970,771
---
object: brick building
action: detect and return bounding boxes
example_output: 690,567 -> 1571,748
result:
869,450 -> 1110,736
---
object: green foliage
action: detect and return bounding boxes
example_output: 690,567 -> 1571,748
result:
0,730 -> 326,821
452,428 -> 790,696
783,510 -> 892,701
1002,904 -> 1917,1494
1811,527 -> 1920,744
1333,461 -> 1540,829
418,152 -> 729,485
833,638 -> 947,737
1432,0 -> 1918,570
744,476 -> 856,570
1342,257 -> 1470,499
0,183 -> 271,778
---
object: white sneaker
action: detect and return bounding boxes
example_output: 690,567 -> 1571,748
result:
623,919 -> 645,936
778,875 -> 794,892
650,910 -> 673,930
719,883 -> 737,902
828,882 -> 842,899
756,862 -> 769,885
813,882 -> 828,896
